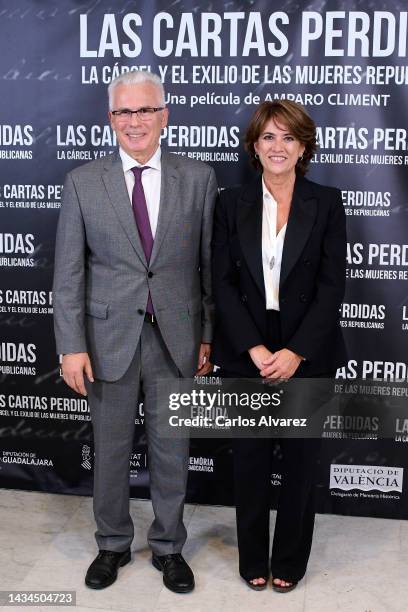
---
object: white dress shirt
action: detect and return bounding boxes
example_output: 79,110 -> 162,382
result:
119,146 -> 162,238
261,177 -> 287,311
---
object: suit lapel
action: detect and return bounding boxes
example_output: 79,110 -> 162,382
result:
102,153 -> 147,267
237,177 -> 266,299
280,175 -> 317,288
150,151 -> 179,266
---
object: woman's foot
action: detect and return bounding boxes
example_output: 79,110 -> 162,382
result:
272,578 -> 298,593
244,576 -> 268,591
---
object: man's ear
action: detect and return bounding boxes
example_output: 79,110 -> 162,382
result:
161,107 -> 169,129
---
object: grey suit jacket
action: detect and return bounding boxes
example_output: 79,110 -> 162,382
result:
53,150 -> 217,381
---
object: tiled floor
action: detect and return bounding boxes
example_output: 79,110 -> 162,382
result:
0,489 -> 405,612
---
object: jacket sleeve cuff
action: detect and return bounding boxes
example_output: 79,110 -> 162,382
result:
56,339 -> 88,355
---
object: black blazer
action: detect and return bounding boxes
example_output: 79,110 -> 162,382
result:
211,174 -> 347,376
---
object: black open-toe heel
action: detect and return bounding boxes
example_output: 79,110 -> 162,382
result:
272,578 -> 298,593
243,576 -> 268,591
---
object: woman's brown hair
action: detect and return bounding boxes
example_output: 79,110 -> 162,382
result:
244,100 -> 317,176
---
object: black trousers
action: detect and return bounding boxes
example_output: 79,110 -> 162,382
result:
224,310 -> 322,582
232,436 -> 320,582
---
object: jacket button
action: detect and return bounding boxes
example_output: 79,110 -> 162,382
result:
280,297 -> 286,304
300,294 -> 307,302
236,259 -> 241,268
241,294 -> 247,302
148,271 -> 154,278
137,308 -> 145,315
303,259 -> 311,266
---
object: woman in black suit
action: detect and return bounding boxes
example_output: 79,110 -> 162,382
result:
211,100 -> 347,592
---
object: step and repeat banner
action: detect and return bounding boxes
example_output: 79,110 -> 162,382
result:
1,0 -> 408,518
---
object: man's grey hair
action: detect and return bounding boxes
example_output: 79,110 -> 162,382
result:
107,71 -> 165,110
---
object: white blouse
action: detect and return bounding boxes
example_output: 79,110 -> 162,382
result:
261,177 -> 287,311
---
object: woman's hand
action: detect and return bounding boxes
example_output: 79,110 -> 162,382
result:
196,343 -> 213,375
260,348 -> 303,380
248,345 -> 274,371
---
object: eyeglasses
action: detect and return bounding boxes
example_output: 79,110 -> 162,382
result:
111,107 -> 165,121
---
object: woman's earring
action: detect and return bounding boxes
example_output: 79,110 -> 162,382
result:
254,153 -> 259,159
298,154 -> 304,161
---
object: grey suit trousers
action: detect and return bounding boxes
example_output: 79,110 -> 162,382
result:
86,320 -> 189,555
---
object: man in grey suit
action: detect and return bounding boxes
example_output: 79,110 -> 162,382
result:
53,71 -> 217,593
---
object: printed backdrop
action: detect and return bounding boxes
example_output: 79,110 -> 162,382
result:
1,0 -> 408,518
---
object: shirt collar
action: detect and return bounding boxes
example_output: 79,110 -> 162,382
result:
261,175 -> 277,205
119,145 -> 162,173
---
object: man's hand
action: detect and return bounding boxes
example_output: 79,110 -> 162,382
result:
260,348 -> 302,380
248,345 -> 274,371
61,352 -> 94,396
196,343 -> 213,375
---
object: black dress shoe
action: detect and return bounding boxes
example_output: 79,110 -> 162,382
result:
152,553 -> 195,593
85,549 -> 131,589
